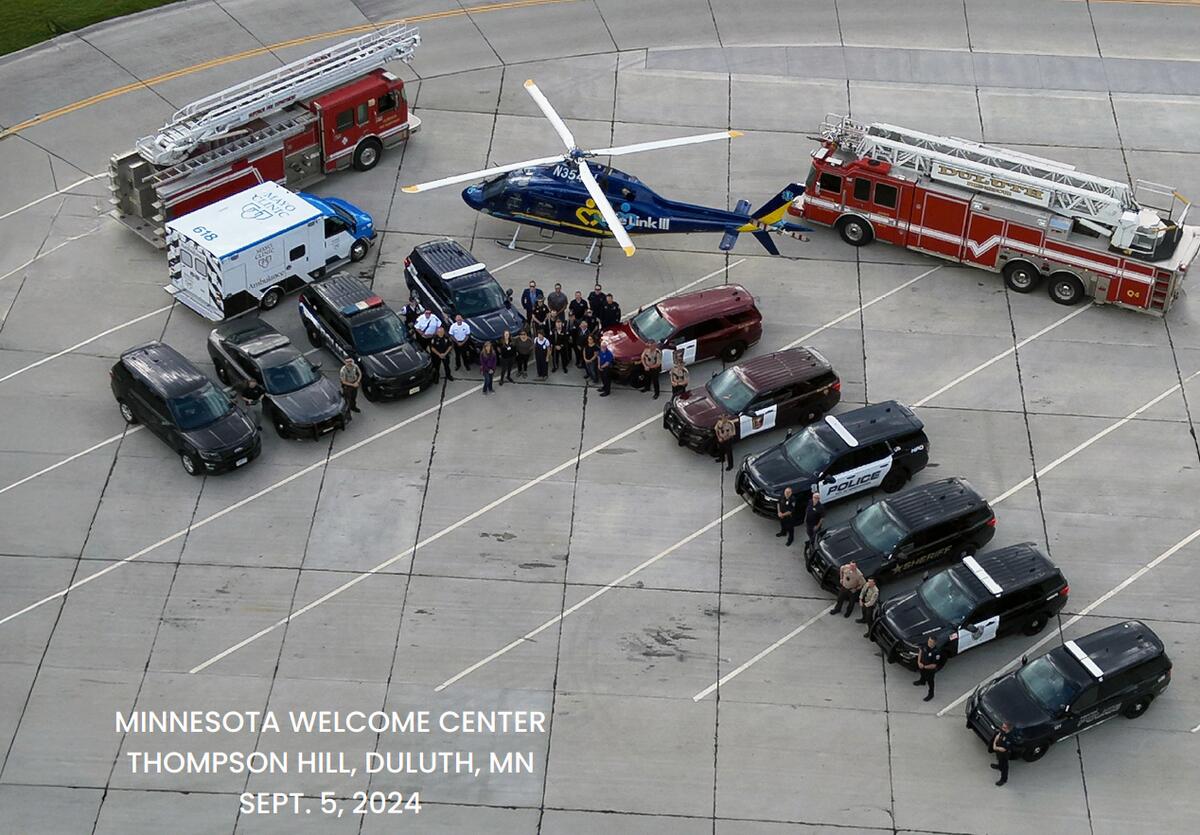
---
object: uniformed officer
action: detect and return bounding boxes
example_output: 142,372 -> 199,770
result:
669,351 -> 689,398
639,342 -> 662,398
238,378 -> 264,430
714,414 -> 737,471
858,578 -> 879,637
913,636 -> 944,701
775,485 -> 797,545
600,293 -> 622,329
991,722 -> 1012,786
448,315 -> 472,369
415,309 -> 440,346
588,284 -> 607,318
803,486 -> 825,557
429,327 -> 454,382
339,357 -> 362,418
568,290 -> 589,323
831,561 -> 865,618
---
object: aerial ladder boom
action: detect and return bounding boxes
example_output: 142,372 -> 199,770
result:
135,23 -> 420,166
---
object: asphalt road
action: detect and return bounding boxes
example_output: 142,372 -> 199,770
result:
1,1 -> 1199,833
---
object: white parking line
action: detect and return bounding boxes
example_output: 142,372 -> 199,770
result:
939,522 -> 1200,718
0,428 -> 141,497
0,304 -> 174,386
430,265 -> 942,689
0,258 -> 748,628
0,221 -> 108,283
694,362 -> 1196,701
0,173 -> 105,223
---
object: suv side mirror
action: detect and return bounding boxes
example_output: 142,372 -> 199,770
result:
786,429 -> 795,439
966,623 -> 982,637
1020,655 -> 1029,667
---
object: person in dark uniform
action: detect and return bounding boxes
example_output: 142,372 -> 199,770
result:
553,320 -> 573,374
600,293 -> 622,329
991,722 -> 1012,786
569,290 -> 589,324
913,636 -> 944,701
573,320 -> 593,369
588,284 -> 607,318
775,486 -> 797,545
401,296 -> 421,336
803,486 -> 825,557
497,330 -> 517,384
238,378 -> 264,430
429,327 -> 453,382
714,414 -> 737,471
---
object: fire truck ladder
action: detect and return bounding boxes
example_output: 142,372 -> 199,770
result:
135,23 -> 420,166
820,115 -> 1137,229
146,112 -> 318,189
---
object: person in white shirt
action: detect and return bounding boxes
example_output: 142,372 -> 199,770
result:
414,309 -> 441,346
448,315 -> 473,370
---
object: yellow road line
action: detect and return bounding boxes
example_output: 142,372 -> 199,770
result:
0,0 -> 575,140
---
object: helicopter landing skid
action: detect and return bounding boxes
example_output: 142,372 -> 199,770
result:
496,232 -> 602,266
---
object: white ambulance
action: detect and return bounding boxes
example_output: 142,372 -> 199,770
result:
164,182 -> 376,320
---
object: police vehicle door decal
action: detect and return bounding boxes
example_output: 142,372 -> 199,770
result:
957,615 -> 1000,652
739,405 -> 777,438
661,339 -> 698,372
819,453 -> 892,503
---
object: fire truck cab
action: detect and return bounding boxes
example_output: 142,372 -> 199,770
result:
793,116 -> 1199,316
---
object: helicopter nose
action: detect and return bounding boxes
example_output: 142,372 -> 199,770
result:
462,185 -> 484,210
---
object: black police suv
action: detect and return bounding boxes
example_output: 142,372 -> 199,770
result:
807,477 -> 996,593
967,620 -> 1172,762
736,400 -> 928,517
872,542 -> 1069,668
111,341 -> 260,475
207,318 -> 347,440
404,238 -> 525,354
299,273 -> 436,401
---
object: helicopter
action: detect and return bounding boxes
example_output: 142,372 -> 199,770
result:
402,80 -> 812,263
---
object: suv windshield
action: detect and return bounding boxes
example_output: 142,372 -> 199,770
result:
852,503 -> 908,554
630,305 -> 674,343
918,571 -> 978,624
706,368 -> 755,414
783,426 -> 836,473
168,382 -> 233,431
352,311 -> 408,355
262,354 -> 320,395
1017,655 -> 1086,714
454,281 -> 507,317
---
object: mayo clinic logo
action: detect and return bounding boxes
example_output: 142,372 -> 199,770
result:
240,191 -> 298,221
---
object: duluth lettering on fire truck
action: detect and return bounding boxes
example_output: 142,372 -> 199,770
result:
108,24 -> 421,247
792,115 -> 1200,316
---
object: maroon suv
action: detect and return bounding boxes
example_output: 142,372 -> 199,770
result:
603,284 -> 762,386
663,346 -> 841,453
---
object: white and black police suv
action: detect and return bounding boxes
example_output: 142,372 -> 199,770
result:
299,273 -> 437,401
807,477 -> 996,593
404,238 -> 525,356
967,620 -> 1172,762
735,400 -> 928,516
872,542 -> 1069,667
110,341 -> 260,475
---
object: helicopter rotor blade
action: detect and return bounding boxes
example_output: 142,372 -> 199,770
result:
591,130 -> 743,158
577,161 -> 636,257
523,79 -> 577,152
401,154 -> 567,193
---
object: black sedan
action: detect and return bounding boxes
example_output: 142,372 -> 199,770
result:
207,319 -> 347,439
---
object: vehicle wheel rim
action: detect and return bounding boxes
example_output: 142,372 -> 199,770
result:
1053,281 -> 1075,301
182,455 -> 195,474
120,403 -> 133,422
353,243 -> 367,259
361,147 -> 378,167
846,223 -> 864,242
1011,270 -> 1033,289
263,291 -> 279,309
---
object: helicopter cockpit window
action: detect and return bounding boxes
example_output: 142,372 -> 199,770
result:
482,179 -> 506,202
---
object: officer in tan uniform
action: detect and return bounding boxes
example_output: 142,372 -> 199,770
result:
858,578 -> 879,637
713,414 -> 737,471
639,342 -> 663,398
831,561 -> 865,618
668,351 -> 689,398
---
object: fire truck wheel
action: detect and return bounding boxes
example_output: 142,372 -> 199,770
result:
1002,262 -> 1041,293
353,138 -> 383,171
1048,273 -> 1085,306
259,286 -> 283,311
836,216 -> 873,247
350,239 -> 370,262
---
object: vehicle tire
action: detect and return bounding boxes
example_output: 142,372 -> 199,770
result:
1022,612 -> 1049,636
880,467 -> 908,493
306,328 -> 322,348
259,286 -> 283,311
353,138 -> 383,172
181,453 -> 201,476
720,341 -> 747,363
630,368 -> 648,389
837,215 -> 873,247
117,399 -> 138,425
1022,741 -> 1051,762
350,238 -> 370,262
1048,272 -> 1086,306
1003,261 -> 1041,294
362,380 -> 380,402
1122,695 -> 1152,719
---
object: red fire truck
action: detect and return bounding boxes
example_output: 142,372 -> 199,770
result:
791,116 -> 1199,315
109,24 -> 421,247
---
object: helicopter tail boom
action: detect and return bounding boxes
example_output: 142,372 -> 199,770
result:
721,183 -> 811,255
